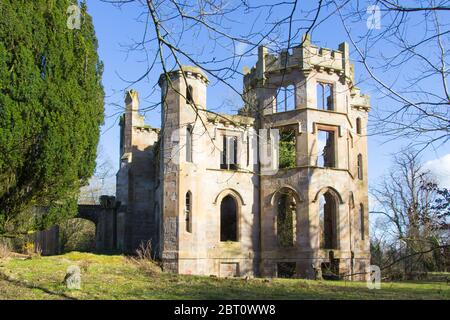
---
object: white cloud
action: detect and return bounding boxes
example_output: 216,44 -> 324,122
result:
424,153 -> 450,188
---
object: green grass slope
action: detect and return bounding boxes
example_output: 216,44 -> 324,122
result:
0,252 -> 449,300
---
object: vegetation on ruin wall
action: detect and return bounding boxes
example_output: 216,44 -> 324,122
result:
0,252 -> 449,300
0,0 -> 104,237
279,130 -> 296,169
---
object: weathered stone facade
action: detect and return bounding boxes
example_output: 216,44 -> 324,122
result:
116,35 -> 370,280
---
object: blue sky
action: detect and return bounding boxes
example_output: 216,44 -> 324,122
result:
84,0 -> 450,195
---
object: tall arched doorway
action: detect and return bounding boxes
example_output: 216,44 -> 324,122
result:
220,195 -> 238,242
277,190 -> 297,247
319,190 -> 339,249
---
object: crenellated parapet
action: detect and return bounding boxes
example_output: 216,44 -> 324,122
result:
350,87 -> 370,110
158,65 -> 209,87
243,34 -> 354,88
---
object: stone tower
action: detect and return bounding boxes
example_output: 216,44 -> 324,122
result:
116,90 -> 160,253
158,67 -> 210,273
114,35 -> 370,280
242,34 -> 370,279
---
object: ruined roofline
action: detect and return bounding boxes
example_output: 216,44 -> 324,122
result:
122,89 -> 165,128
125,89 -> 140,110
243,34 -> 353,87
133,125 -> 161,133
205,111 -> 255,127
158,65 -> 209,86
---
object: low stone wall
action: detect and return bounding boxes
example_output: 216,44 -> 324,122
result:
32,197 -> 119,255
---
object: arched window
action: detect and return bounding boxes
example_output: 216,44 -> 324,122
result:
186,125 -> 193,162
185,191 -> 192,233
357,154 -> 363,180
319,191 -> 338,249
220,195 -> 238,241
359,204 -> 365,240
186,85 -> 194,104
277,190 -> 296,247
356,118 -> 362,135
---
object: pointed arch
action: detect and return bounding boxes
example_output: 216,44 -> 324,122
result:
270,185 -> 303,206
213,188 -> 245,206
215,189 -> 244,243
312,186 -> 344,204
220,195 -> 238,241
185,191 -> 192,233
186,125 -> 193,162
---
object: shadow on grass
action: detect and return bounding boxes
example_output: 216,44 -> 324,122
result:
0,271 -> 77,300
144,275 -> 450,300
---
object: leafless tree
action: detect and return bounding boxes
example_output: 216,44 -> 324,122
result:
332,0 -> 450,150
97,0 -> 449,153
371,149 -> 449,274
79,145 -> 115,204
99,0 -> 328,152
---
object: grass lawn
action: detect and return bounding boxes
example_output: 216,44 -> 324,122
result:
0,252 -> 448,300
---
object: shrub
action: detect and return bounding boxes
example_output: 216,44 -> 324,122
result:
60,218 -> 96,253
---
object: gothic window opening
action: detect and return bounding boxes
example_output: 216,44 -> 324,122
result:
221,135 -> 238,170
185,191 -> 192,233
186,85 -> 194,104
220,195 -> 238,242
321,251 -> 340,280
319,191 -> 338,249
276,85 -> 295,112
277,191 -> 296,247
317,82 -> 334,110
279,127 -> 296,169
359,204 -> 365,240
357,154 -> 363,180
277,262 -> 296,278
317,130 -> 335,168
186,125 -> 193,162
356,117 -> 362,135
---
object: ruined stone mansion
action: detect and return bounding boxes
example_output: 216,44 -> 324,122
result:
114,35 -> 370,280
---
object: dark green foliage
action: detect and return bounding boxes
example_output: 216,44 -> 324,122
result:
279,128 -> 296,169
277,193 -> 295,247
0,1 -> 104,237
